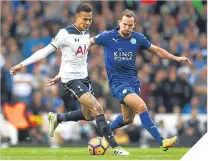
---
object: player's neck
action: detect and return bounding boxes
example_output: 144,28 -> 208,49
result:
118,30 -> 131,39
73,23 -> 84,32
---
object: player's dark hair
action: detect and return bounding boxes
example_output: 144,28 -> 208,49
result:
76,3 -> 93,14
121,9 -> 136,22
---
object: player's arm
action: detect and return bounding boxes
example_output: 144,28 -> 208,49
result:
147,44 -> 191,65
89,37 -> 96,46
89,31 -> 109,47
10,44 -> 56,75
10,29 -> 66,75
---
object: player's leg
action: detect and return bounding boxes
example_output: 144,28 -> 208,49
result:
48,105 -> 94,137
124,93 -> 163,144
78,92 -> 129,155
123,93 -> 177,151
56,104 -> 94,122
47,107 -> 93,138
110,104 -> 135,131
76,77 -> 124,150
60,86 -> 79,112
81,104 -> 94,121
48,78 -> 96,136
57,77 -> 94,122
108,81 -> 136,131
47,80 -> 94,137
48,78 -> 129,155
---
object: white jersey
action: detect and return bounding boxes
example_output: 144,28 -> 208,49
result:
50,24 -> 90,83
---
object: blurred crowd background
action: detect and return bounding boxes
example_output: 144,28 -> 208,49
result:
0,0 -> 207,148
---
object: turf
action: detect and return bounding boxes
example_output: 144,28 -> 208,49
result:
1,147 -> 190,160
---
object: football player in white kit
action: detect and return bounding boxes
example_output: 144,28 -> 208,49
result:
10,3 -> 129,156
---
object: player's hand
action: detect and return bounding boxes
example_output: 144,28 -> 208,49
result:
10,64 -> 24,75
176,57 -> 191,66
45,75 -> 61,87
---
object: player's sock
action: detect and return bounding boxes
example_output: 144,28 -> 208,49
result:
57,109 -> 87,123
139,111 -> 164,145
95,114 -> 118,148
110,114 -> 129,131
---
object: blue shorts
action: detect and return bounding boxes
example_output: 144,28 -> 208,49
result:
109,81 -> 141,104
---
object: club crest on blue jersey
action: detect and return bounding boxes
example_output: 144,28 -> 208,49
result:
130,38 -> 136,44
122,89 -> 127,94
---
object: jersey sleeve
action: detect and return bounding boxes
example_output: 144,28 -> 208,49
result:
93,30 -> 110,45
139,34 -> 151,50
50,29 -> 66,49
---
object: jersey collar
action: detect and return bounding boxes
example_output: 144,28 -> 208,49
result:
114,26 -> 120,36
72,24 -> 85,35
114,26 -> 133,39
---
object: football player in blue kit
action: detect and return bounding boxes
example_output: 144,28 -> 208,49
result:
90,9 -> 191,151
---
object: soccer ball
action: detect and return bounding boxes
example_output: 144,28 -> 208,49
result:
88,137 -> 109,155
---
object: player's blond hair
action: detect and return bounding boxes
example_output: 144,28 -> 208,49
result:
121,9 -> 136,23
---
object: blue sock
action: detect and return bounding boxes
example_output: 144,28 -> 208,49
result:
110,114 -> 129,131
139,111 -> 164,145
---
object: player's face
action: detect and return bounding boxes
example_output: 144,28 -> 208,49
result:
76,11 -> 92,31
119,16 -> 135,37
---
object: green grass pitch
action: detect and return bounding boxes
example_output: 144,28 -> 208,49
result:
1,147 -> 190,160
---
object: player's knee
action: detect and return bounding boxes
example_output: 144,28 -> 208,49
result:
141,102 -> 147,112
124,117 -> 134,124
135,101 -> 147,113
82,110 -> 94,121
94,103 -> 104,116
83,113 -> 94,121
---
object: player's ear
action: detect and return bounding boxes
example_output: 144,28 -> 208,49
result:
118,20 -> 121,25
133,22 -> 136,29
75,13 -> 79,20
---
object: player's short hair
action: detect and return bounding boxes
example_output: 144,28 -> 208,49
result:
121,9 -> 136,22
76,3 -> 93,14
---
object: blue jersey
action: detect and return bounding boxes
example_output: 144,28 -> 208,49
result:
94,27 -> 151,83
